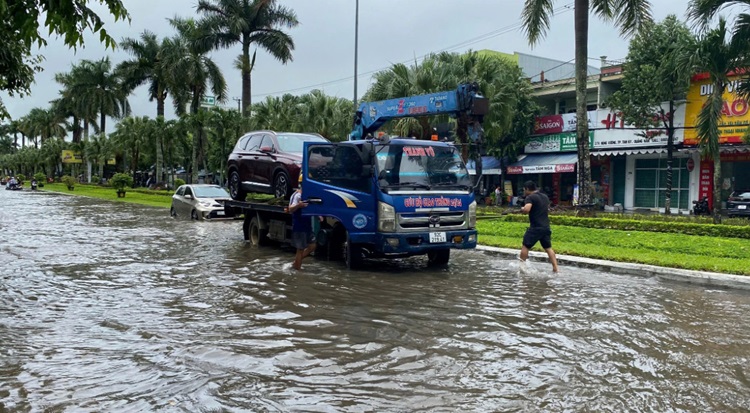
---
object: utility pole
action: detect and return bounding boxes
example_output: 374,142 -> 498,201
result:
233,97 -> 242,113
353,0 -> 359,112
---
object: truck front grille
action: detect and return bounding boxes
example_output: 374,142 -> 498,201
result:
397,211 -> 466,231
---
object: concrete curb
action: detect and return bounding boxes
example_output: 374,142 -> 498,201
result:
476,245 -> 750,291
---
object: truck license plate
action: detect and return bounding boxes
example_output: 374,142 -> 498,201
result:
429,232 -> 446,243
216,210 -> 225,216
739,205 -> 747,210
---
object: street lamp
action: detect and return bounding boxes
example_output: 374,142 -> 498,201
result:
233,97 -> 241,112
353,0 -> 359,112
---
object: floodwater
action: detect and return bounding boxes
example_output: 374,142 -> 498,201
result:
1,189 -> 750,413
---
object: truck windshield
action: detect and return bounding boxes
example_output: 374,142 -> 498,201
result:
375,144 -> 472,191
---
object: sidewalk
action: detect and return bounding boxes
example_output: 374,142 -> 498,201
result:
476,245 -> 750,291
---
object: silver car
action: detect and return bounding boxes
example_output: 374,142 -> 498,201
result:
170,184 -> 231,220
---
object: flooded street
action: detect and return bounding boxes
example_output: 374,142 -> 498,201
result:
2,189 -> 750,412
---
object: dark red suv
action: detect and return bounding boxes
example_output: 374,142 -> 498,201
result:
227,131 -> 329,200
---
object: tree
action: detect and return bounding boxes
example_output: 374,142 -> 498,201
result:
118,31 -> 178,183
607,15 -> 695,214
684,19 -> 749,224
162,17 -> 228,183
84,133 -> 114,180
68,58 -> 130,135
111,116 -> 149,180
0,0 -> 129,119
521,0 -> 652,207
20,107 -> 68,148
196,0 -> 298,116
365,51 -> 537,163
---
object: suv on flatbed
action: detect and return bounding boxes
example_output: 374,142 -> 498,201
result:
227,131 -> 329,200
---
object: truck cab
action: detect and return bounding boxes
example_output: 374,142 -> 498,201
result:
300,138 -> 477,269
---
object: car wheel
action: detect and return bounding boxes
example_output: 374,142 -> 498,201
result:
229,170 -> 247,201
191,209 -> 199,220
274,171 -> 291,199
427,248 -> 450,267
344,231 -> 363,270
170,207 -> 177,217
248,217 -> 270,246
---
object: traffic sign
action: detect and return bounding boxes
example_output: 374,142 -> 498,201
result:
201,96 -> 216,107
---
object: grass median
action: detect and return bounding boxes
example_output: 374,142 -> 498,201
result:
477,220 -> 750,275
41,183 -> 174,208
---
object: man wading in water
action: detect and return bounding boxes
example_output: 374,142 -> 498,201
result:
519,180 -> 559,273
288,174 -> 316,270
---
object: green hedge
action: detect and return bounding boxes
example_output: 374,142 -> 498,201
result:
483,214 -> 750,239
129,188 -> 174,197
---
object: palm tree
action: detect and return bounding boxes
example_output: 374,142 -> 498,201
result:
196,0 -> 298,116
66,58 -> 130,136
521,0 -> 652,207
111,116 -> 149,180
21,107 -> 68,147
85,133 -> 114,180
162,17 -> 228,183
118,31 -> 175,183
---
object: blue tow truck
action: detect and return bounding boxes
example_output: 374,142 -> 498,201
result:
224,83 -> 488,269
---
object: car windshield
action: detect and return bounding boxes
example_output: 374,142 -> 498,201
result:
192,186 -> 229,198
375,143 -> 472,191
277,134 -> 327,153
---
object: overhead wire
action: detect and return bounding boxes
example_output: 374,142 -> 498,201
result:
250,2 -> 575,99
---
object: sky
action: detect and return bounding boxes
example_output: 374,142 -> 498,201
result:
4,0 -> 699,132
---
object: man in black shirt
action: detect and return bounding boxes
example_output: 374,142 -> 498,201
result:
520,180 -> 559,272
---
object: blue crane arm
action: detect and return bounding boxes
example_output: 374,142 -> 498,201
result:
349,82 -> 488,141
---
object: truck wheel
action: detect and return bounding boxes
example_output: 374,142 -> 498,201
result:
274,172 -> 291,199
344,232 -> 363,270
249,217 -> 270,246
229,170 -> 247,201
427,248 -> 450,267
170,207 -> 176,217
191,209 -> 200,220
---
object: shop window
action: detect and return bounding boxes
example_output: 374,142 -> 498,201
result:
634,158 -> 690,209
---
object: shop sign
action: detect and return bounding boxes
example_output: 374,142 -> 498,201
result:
699,160 -> 714,210
721,152 -> 750,162
61,150 -> 83,164
533,111 -> 597,135
525,132 -> 594,153
506,163 -> 575,174
685,74 -> 749,145
592,105 -> 685,149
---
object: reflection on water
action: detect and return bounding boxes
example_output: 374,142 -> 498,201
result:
1,189 -> 750,412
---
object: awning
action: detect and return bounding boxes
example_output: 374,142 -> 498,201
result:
506,153 -> 578,174
467,156 -> 503,175
721,145 -> 750,153
592,147 -> 667,156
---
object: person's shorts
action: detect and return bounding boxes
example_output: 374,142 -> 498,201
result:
523,227 -> 552,249
292,231 -> 316,250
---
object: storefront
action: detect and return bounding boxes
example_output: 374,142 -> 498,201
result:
505,152 -> 578,205
684,73 -> 750,210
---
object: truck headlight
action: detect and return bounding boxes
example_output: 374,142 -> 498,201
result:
378,201 -> 396,232
468,200 -> 477,228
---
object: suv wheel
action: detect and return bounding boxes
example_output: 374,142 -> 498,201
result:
229,170 -> 247,201
274,172 -> 291,199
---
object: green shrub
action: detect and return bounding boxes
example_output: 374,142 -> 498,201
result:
110,173 -> 134,192
33,172 -> 46,183
485,214 -> 750,239
16,173 -> 26,183
61,175 -> 76,190
130,188 -> 174,196
91,174 -> 101,184
174,178 -> 185,188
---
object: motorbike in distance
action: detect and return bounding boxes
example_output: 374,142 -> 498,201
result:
692,196 -> 710,216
